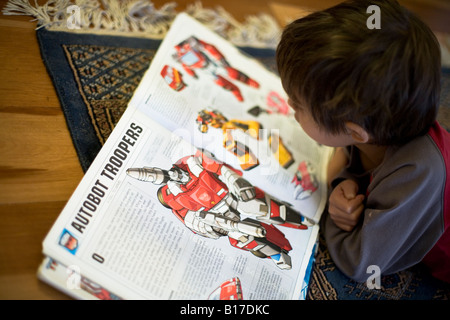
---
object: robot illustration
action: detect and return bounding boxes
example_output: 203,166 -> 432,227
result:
80,277 -> 122,300
268,131 -> 295,169
291,161 -> 318,200
196,109 -> 294,170
197,109 -> 260,171
208,277 -> 243,300
266,91 -> 291,115
247,92 -> 292,118
127,150 -> 312,270
171,36 -> 259,102
160,65 -> 187,91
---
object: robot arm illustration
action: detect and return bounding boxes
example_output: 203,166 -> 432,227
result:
219,164 -> 256,201
195,211 -> 292,270
160,65 -> 187,91
183,210 -> 224,239
196,211 -> 265,238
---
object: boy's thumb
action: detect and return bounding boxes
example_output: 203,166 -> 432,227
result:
341,180 -> 359,200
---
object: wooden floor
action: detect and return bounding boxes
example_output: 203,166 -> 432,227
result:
0,0 -> 448,299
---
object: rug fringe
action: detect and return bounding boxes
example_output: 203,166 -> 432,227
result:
2,0 -> 281,48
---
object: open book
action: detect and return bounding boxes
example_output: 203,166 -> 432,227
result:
38,13 -> 333,300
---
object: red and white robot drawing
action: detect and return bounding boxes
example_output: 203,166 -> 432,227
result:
168,36 -> 259,102
126,150 -> 311,270
160,65 -> 187,91
291,161 -> 318,200
208,277 -> 243,300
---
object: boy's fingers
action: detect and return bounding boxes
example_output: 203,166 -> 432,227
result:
346,194 -> 365,209
339,179 -> 359,200
329,202 -> 363,222
329,203 -> 364,231
328,194 -> 365,231
328,180 -> 366,231
331,193 -> 365,215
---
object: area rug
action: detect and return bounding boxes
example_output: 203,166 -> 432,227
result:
9,0 -> 450,300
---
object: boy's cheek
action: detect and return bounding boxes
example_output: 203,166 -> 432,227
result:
293,112 -> 303,128
293,109 -> 307,128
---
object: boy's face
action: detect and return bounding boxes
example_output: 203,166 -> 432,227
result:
288,98 -> 354,148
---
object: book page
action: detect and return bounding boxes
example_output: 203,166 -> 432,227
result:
41,13 -> 330,300
37,257 -> 122,300
43,110 -> 318,299
128,13 -> 333,223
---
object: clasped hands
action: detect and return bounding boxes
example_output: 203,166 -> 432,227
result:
328,179 -> 365,232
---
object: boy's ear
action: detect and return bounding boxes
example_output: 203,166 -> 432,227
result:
345,122 -> 370,143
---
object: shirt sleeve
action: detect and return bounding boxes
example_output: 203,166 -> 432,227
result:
322,136 -> 445,282
330,146 -> 371,193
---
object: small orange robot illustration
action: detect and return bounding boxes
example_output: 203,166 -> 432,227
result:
196,109 -> 294,171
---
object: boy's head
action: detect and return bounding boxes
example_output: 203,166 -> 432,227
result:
276,0 -> 441,146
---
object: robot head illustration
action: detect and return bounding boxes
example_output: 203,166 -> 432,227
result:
59,230 -> 78,254
172,36 -> 209,69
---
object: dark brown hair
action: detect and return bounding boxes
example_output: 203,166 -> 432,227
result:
276,0 -> 441,145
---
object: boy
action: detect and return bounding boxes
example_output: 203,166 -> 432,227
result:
276,0 -> 450,283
